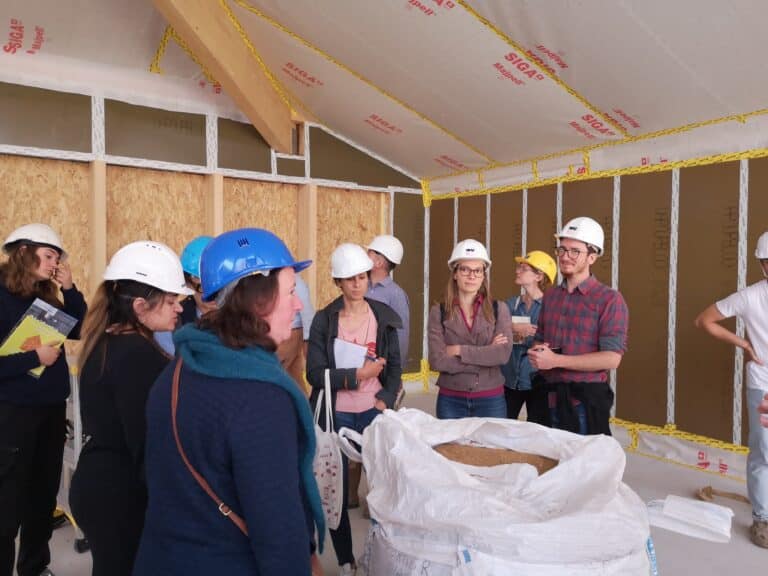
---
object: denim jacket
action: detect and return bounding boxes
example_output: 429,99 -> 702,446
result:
501,296 -> 542,391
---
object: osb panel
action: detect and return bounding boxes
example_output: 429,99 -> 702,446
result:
0,155 -> 92,299
616,171 -> 672,427
526,185 -> 558,259
457,195 -> 486,244
107,166 -> 207,260
223,179 -> 299,256
316,186 -> 384,308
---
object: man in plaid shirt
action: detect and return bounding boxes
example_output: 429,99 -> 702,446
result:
528,217 -> 628,435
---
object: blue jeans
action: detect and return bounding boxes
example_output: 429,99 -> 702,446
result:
436,393 -> 507,419
747,387 -> 768,521
550,402 -> 589,435
335,407 -> 381,436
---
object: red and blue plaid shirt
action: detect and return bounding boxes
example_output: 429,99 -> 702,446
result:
536,275 -> 628,384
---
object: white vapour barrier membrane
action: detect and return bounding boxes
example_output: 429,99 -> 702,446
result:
3,0 -> 768,190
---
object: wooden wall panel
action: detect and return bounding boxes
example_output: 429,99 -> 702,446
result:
0,155 -> 92,298
489,190 -> 523,301
562,178 -> 613,284
616,172 -> 672,426
676,162 -> 739,442
428,199 -> 455,309
457,195 -> 486,245
106,167 -> 207,261
393,193 -> 424,371
315,186 -> 384,308
223,179 -> 299,256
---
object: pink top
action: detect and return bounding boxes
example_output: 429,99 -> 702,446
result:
335,306 -> 381,413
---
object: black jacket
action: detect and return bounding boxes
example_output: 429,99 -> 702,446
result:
307,296 -> 402,427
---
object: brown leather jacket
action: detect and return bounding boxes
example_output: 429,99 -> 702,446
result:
427,301 -> 513,394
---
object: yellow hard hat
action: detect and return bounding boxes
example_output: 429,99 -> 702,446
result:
515,250 -> 557,284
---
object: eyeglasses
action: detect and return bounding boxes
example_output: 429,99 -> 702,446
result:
515,263 -> 535,273
456,265 -> 485,278
554,246 -> 586,259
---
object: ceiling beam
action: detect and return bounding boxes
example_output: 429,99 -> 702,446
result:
153,0 -> 294,153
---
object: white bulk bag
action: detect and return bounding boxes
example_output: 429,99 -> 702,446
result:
353,409 -> 651,576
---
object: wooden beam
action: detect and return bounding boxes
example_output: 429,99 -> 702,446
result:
205,173 -> 224,235
89,160 -> 107,297
153,0 -> 294,152
297,183 -> 318,305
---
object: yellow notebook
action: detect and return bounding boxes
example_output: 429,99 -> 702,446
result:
0,298 -> 78,377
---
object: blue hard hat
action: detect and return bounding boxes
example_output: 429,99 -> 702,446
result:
200,228 -> 311,301
180,236 -> 214,277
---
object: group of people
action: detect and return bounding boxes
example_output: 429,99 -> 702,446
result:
1,214 -> 767,576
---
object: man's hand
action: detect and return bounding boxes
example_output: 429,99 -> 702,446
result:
528,344 -> 560,371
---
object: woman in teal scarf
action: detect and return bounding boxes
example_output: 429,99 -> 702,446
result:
134,228 -> 325,576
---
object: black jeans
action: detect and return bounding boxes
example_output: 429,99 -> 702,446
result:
0,402 -> 65,576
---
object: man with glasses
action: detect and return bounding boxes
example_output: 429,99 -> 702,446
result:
528,217 -> 628,436
695,231 -> 768,548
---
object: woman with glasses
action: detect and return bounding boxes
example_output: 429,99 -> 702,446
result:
428,239 -> 512,419
69,242 -> 191,576
502,251 -> 557,420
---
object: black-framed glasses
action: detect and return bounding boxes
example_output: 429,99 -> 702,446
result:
554,246 -> 586,259
456,265 -> 485,278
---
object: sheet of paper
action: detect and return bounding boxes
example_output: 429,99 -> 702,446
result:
333,338 -> 368,369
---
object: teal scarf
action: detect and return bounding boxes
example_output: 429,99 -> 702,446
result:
173,324 -> 325,551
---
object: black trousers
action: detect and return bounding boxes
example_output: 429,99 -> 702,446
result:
0,402 -> 65,576
504,387 -> 533,420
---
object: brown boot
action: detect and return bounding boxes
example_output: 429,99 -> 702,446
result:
347,461 -> 361,509
751,520 -> 768,548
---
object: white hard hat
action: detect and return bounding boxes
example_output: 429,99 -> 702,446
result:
367,235 -> 404,265
104,241 -> 193,295
755,232 -> 768,259
331,243 -> 373,279
556,217 -> 604,255
448,239 -> 491,269
3,223 -> 66,257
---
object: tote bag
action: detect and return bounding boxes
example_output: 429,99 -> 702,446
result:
313,369 -> 343,530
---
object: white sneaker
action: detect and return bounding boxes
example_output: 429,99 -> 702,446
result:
339,563 -> 357,576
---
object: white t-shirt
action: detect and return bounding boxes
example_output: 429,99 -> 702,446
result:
716,279 -> 768,391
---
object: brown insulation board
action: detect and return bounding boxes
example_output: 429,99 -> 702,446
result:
525,185 -> 558,261
457,195 -> 486,245
223,179 -> 299,257
316,186 -> 385,309
0,155 -> 92,299
106,167 -> 207,261
393,193 -> 425,371
562,178 -> 613,284
489,190 -> 523,302
428,199 -> 455,308
677,162 -> 739,442
616,172 -> 672,426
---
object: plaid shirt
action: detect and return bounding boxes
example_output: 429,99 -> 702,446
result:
536,275 -> 628,383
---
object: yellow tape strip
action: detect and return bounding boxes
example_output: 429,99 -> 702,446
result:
421,179 -> 433,208
456,0 -> 629,139
431,106 -> 768,183
429,146 -> 768,200
234,0 -> 494,163
149,25 -> 174,75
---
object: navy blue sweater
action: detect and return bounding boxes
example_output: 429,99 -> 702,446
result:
135,358 -> 314,575
0,281 -> 86,405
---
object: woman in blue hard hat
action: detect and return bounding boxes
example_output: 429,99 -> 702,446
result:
154,236 -> 216,356
428,239 -> 513,419
69,241 -> 191,576
0,223 -> 87,576
134,228 -> 325,576
306,242 -> 402,576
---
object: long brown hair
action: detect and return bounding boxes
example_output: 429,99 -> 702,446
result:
198,271 -> 280,350
78,279 -> 167,372
0,244 -> 63,307
442,264 -> 494,322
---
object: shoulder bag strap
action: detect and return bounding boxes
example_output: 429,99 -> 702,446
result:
171,358 -> 248,536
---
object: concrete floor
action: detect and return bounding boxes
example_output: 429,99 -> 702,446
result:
43,390 -> 766,575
